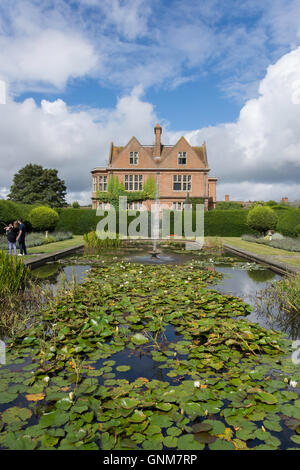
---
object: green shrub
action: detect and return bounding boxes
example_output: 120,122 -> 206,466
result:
72,201 -> 80,209
242,234 -> 300,252
0,200 -> 34,230
0,250 -> 29,295
29,206 -> 59,231
294,224 -> 300,237
83,231 -> 121,253
277,209 -> 300,237
215,201 -> 243,210
247,206 -> 278,234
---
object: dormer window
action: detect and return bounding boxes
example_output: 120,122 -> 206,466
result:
130,151 -> 139,165
178,152 -> 187,165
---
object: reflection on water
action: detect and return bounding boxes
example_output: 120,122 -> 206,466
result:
31,262 -> 91,291
31,249 -> 300,340
210,260 -> 300,340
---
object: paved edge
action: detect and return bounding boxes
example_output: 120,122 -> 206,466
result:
24,244 -> 84,270
223,243 -> 299,275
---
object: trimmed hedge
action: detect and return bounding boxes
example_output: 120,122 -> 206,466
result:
56,208 -> 103,235
57,208 -> 257,237
0,200 -> 35,231
3,202 -> 299,238
204,210 -> 257,237
276,209 -> 300,237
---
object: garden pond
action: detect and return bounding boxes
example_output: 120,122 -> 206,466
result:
0,245 -> 299,450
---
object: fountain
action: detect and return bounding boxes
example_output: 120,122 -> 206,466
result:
149,171 -> 161,258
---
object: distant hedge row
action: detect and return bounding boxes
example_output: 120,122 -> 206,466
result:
2,201 -> 300,238
54,207 -> 300,237
56,208 -> 257,237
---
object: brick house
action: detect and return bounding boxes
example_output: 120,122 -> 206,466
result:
91,124 -> 218,210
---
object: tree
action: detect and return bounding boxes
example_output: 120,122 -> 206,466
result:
29,206 -> 59,232
8,164 -> 67,208
247,206 -> 278,234
72,201 -> 80,209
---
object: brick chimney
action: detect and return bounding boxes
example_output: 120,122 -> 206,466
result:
282,197 -> 289,204
225,195 -> 230,202
154,124 -> 162,159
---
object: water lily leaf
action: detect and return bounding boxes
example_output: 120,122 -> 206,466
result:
177,434 -> 204,450
209,438 -> 235,450
129,410 -> 146,423
131,333 -> 148,345
39,410 -> 69,428
25,393 -> 45,402
0,391 -> 18,404
119,397 -> 139,410
116,365 -> 131,372
164,435 -> 178,447
2,407 -> 32,424
256,391 -> 278,405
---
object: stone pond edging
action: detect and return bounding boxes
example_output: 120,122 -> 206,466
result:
24,244 -> 84,270
223,243 -> 299,276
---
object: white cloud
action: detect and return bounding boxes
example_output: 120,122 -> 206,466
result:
164,47 -> 300,201
0,87 -> 157,204
1,46 -> 300,204
0,29 -> 98,91
1,0 -> 300,98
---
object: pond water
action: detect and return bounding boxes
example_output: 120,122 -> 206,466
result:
32,246 -> 299,340
1,245 -> 299,451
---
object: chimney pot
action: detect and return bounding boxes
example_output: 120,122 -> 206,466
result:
154,124 -> 162,157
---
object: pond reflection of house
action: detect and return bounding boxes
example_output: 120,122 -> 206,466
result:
91,124 -> 218,211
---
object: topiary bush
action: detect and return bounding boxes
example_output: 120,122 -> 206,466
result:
247,206 -> 278,234
29,206 -> 59,232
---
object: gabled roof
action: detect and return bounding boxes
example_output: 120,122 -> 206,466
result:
108,130 -> 208,168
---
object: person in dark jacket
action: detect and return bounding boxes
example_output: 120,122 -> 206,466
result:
4,221 -> 19,255
16,218 -> 27,256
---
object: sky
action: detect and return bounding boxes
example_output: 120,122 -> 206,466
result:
0,0 -> 300,204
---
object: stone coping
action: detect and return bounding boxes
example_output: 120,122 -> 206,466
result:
24,244 -> 84,270
223,243 -> 299,276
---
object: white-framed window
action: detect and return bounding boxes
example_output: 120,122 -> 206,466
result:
128,202 -> 143,210
125,174 -> 143,191
173,175 -> 192,191
172,202 -> 182,210
97,202 -> 110,210
129,152 -> 139,165
178,152 -> 187,165
93,177 -> 97,192
98,175 -> 108,192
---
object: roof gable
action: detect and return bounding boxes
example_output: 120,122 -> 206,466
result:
110,136 -> 156,168
160,136 -> 207,168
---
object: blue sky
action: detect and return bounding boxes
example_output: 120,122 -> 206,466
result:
0,0 -> 300,203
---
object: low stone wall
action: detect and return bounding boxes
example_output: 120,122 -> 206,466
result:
24,244 -> 84,270
223,243 -> 299,276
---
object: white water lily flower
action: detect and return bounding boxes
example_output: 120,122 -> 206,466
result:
43,376 -> 50,383
290,380 -> 297,388
194,381 -> 201,388
69,392 -> 74,401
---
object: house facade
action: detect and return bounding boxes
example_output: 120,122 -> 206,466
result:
91,124 -> 217,210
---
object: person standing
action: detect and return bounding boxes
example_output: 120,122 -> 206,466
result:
4,221 -> 19,255
16,218 -> 27,256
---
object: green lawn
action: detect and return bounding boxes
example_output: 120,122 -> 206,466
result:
24,235 -> 84,258
221,237 -> 300,269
